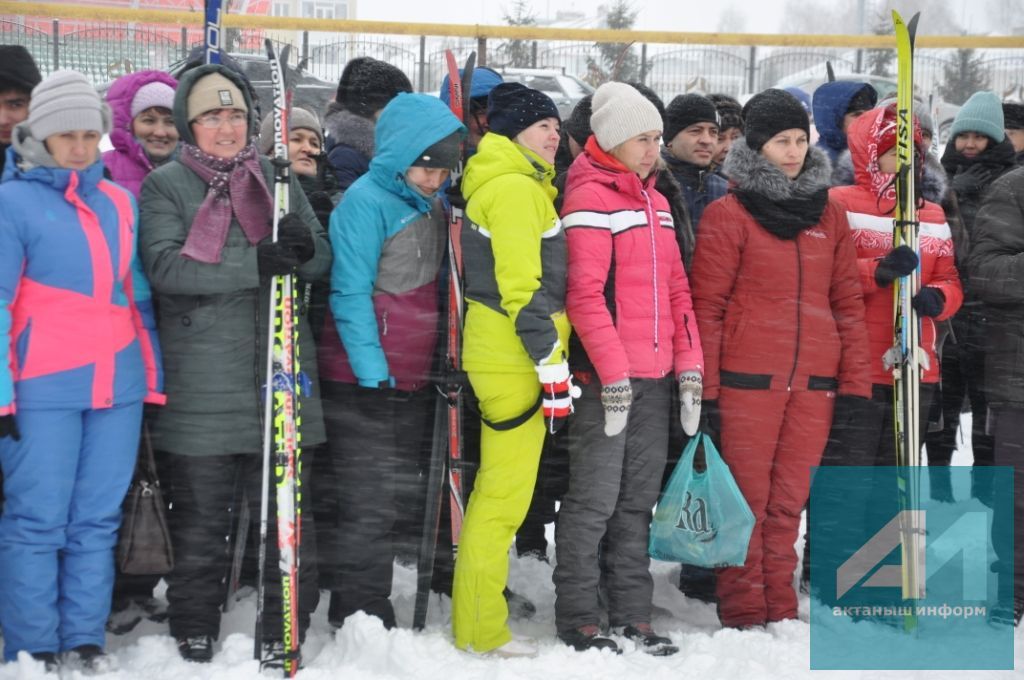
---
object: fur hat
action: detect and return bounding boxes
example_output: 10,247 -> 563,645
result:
258,107 -> 322,154
0,45 -> 41,94
335,57 -> 412,120
187,72 -> 247,120
27,69 -> 111,139
951,91 -> 1005,142
742,88 -> 810,152
590,81 -> 663,151
486,82 -> 560,140
664,93 -> 719,144
130,81 -> 176,119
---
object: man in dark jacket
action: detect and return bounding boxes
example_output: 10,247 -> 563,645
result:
662,93 -> 728,231
965,163 -> 1024,627
0,46 -> 40,178
811,80 -> 876,163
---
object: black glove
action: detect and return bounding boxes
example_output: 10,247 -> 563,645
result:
277,212 -> 315,264
699,398 -> 720,441
307,191 -> 335,229
257,240 -> 301,277
874,245 -> 919,287
951,163 -> 991,197
0,414 -> 20,441
446,182 -> 467,210
911,286 -> 946,318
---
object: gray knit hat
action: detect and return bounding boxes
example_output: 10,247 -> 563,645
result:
258,107 -> 322,154
27,69 -> 110,140
951,91 -> 1005,142
590,81 -> 663,151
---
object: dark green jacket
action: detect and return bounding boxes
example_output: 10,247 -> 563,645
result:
139,64 -> 330,455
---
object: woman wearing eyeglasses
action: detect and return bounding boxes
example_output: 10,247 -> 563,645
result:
138,64 -> 331,666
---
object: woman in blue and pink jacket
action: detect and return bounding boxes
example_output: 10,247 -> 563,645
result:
0,70 -> 163,670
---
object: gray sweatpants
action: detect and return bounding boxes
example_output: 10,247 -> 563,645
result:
553,376 -> 672,633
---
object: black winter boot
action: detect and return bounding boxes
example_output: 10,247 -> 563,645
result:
177,635 -> 214,663
615,623 -> 679,656
559,624 -> 621,653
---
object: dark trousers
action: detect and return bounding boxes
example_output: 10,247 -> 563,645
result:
925,324 -> 994,469
989,406 -> 1024,608
319,382 -> 434,628
164,451 -> 319,641
804,384 -> 935,585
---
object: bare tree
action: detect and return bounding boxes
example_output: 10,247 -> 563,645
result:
498,0 -> 538,68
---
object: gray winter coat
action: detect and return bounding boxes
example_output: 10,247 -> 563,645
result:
139,64 -> 330,455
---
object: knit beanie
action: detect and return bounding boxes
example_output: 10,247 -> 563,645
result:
0,45 -> 41,94
1003,102 -> 1024,130
131,81 -> 176,119
590,81 -> 663,151
258,107 -> 322,154
187,72 -> 247,120
411,130 -> 462,169
742,88 -> 810,152
664,93 -> 720,143
951,91 -> 1004,142
336,57 -> 412,120
709,93 -> 744,133
846,84 -> 878,114
486,82 -> 560,140
564,95 -> 593,146
27,70 -> 110,140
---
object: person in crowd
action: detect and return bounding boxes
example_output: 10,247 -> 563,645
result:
102,67 -> 179,627
803,104 -> 962,584
440,66 -> 504,152
708,93 -> 743,177
323,57 -> 412,192
555,82 -> 702,655
662,93 -> 728,230
931,91 -> 1018,504
321,93 -> 464,630
452,82 -> 570,658
0,45 -> 40,178
691,88 -> 871,629
811,80 -> 877,164
139,63 -> 329,666
1002,101 -> 1024,163
0,69 -> 163,673
965,154 -> 1024,628
104,70 -> 179,197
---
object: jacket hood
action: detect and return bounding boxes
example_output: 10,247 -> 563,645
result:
106,70 -> 179,161
812,81 -> 875,153
440,67 -> 504,106
462,131 -> 556,203
724,136 -> 832,201
172,64 -> 258,147
368,92 -> 466,209
833,145 -> 948,203
323,105 -> 376,159
5,128 -> 105,189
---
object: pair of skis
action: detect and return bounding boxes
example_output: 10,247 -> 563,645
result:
413,50 -> 475,631
890,10 -> 924,630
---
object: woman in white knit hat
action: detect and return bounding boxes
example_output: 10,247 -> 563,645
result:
555,81 -> 703,655
0,69 -> 164,672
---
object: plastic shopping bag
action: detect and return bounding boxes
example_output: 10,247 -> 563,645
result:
648,432 -> 754,567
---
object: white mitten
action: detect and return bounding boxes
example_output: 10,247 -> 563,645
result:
678,370 -> 703,436
601,378 -> 632,437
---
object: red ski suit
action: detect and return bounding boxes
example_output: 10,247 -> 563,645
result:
692,140 -> 871,628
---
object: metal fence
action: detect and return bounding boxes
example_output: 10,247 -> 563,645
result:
2,16 -> 1022,109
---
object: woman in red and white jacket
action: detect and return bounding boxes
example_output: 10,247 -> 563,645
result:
691,89 -> 871,629
800,105 -> 963,587
555,82 -> 703,655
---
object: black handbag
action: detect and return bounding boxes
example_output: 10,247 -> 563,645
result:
117,426 -> 174,575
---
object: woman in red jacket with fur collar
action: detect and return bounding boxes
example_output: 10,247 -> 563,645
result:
691,89 -> 871,629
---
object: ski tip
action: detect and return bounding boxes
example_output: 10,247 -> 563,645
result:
907,11 -> 921,38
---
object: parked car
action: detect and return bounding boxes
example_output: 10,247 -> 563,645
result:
496,67 -> 594,119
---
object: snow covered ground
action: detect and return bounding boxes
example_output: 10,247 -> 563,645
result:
1,416 -> 1019,680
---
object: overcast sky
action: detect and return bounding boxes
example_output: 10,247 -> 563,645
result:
355,0 -> 992,35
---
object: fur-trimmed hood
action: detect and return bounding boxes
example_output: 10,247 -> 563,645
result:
323,102 -> 376,159
723,137 -> 832,201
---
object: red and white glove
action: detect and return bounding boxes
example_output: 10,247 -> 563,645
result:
535,362 -> 581,434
